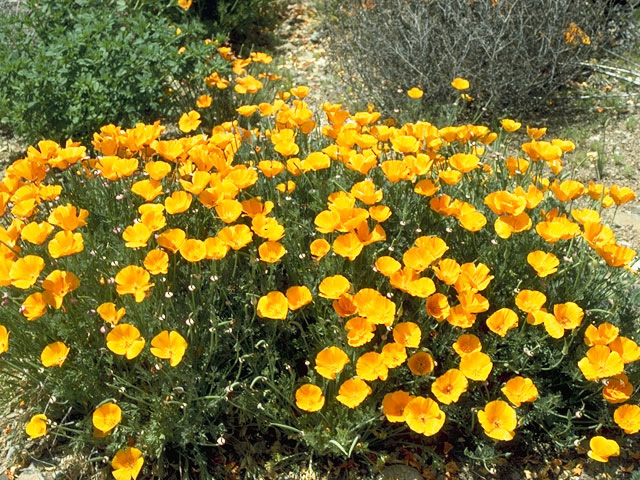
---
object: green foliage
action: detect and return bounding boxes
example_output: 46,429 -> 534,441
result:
0,0 -> 228,145
1,87 -> 639,478
322,0 -> 634,122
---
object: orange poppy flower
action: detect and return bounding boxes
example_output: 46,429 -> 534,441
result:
501,377 -> 538,407
526,251 -> 559,277
457,290 -> 490,314
115,266 -> 153,303
432,258 -> 461,286
10,255 -> 45,289
356,351 -> 388,381
583,222 -> 616,250
486,308 -> 519,337
407,87 -> 424,99
218,224 -> 254,250
111,447 -> 144,480
41,341 -> 70,367
550,179 -> 585,202
251,214 -> 284,241
578,346 -> 624,381
351,180 -> 383,205
446,304 -> 476,329
407,351 -> 434,375
588,436 -> 620,462
451,77 -> 470,90
382,390 -> 414,422
144,161 -> 171,180
93,402 -> 122,434
345,316 -> 375,347
25,414 -> 47,439
47,204 -> 88,231
609,185 -> 635,205
295,384 -> 325,412
584,323 -> 619,347
404,396 -> 446,436
426,293 -> 450,322
392,322 -> 421,348
131,179 -> 162,202
459,351 -> 493,381
315,346 -> 350,380
336,377 -> 372,408
478,400 -> 517,441
179,110 -> 201,133
215,199 -> 243,224
452,334 -> 482,356
122,223 -> 152,249
501,119 -> 522,132
614,404 -> 640,434
374,257 -> 400,277
449,153 -> 479,173
414,179 -> 439,197
143,249 -> 169,275
164,191 -> 192,215
139,210 -> 166,233
553,302 -> 583,330
286,286 -> 312,311
106,324 -> 145,360
571,208 -> 601,225
20,221 -> 54,245
603,374 -> 633,404
431,369 -> 468,404
597,243 -> 636,268
97,302 -> 126,325
179,239 -> 207,263
157,228 -> 186,253
484,191 -> 527,216
494,213 -> 532,239
256,291 -> 288,320
609,336 -> 640,364
381,342 -> 407,368
332,293 -> 357,317
455,262 -> 493,292
515,290 -> 546,313
318,275 -> 351,299
42,270 -> 80,309
535,217 -> 580,243
21,293 -> 48,321
150,330 -> 188,367
353,288 -> 396,326
333,233 -> 364,260
439,169 -> 462,185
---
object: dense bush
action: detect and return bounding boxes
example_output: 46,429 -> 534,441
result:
0,74 -> 639,478
322,0 -> 633,121
0,0 -> 230,145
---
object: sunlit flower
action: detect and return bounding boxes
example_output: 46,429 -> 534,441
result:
407,351 -> 434,375
603,374 -> 633,404
295,384 -> 325,412
459,351 -> 493,381
178,110 -> 201,133
451,77 -> 470,90
588,436 -> 619,463
382,390 -> 414,422
407,87 -> 423,99
256,291 -> 288,320
527,251 -> 559,277
345,317 -> 375,347
93,402 -> 122,434
336,377 -> 371,408
318,275 -> 351,299
392,322 -> 421,348
41,341 -> 70,367
111,446 -> 144,480
502,376 -> 538,407
356,351 -> 388,381
150,330 -> 188,366
452,334 -> 482,356
578,346 -> 624,381
25,414 -> 47,439
431,369 -> 468,404
115,266 -> 153,302
315,346 -> 350,380
106,324 -> 145,360
404,396 -> 446,436
486,308 -> 519,337
478,400 -> 517,441
97,302 -> 126,325
286,286 -> 312,310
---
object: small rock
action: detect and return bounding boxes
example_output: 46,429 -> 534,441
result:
382,464 -> 422,480
16,468 -> 45,480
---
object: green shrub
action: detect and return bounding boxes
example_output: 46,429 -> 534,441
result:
0,0 -> 228,145
1,82 -> 639,478
322,0 -> 633,121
